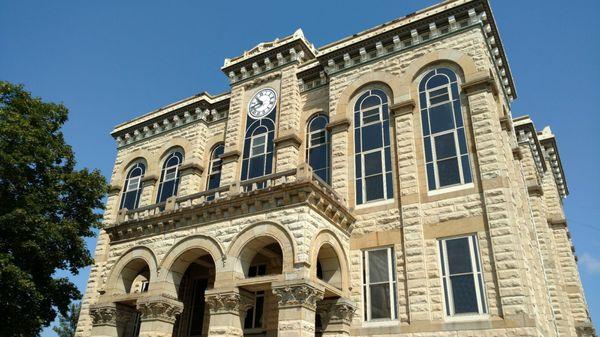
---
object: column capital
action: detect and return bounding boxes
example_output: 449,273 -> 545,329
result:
318,298 -> 357,325
136,295 -> 183,324
272,280 -> 324,310
205,288 -> 254,315
390,99 -> 415,117
89,302 -> 119,327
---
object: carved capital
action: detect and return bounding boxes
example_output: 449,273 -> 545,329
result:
272,281 -> 324,310
326,118 -> 350,133
90,303 -> 118,327
390,99 -> 415,117
136,296 -> 183,324
179,162 -> 204,176
317,298 -> 357,325
205,289 -> 254,315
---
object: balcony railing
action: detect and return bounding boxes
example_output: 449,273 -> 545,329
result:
116,165 -> 347,225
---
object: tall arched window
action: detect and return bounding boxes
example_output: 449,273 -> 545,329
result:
419,68 -> 472,191
354,89 -> 393,205
306,114 -> 330,184
120,162 -> 145,210
156,151 -> 183,203
241,109 -> 276,189
206,144 -> 224,201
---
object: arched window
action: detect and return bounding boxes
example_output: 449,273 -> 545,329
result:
241,109 -> 276,189
206,144 -> 224,201
354,89 -> 393,205
156,151 -> 183,203
419,68 -> 472,191
120,162 -> 145,210
306,114 -> 330,184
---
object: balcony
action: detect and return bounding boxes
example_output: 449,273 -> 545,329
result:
106,164 -> 354,243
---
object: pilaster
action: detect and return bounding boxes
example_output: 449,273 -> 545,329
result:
136,295 -> 184,337
205,288 -> 254,337
317,298 -> 357,337
327,118 -> 351,204
220,84 -> 246,186
272,280 -> 325,337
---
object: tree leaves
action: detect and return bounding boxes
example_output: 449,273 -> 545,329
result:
0,81 -> 107,337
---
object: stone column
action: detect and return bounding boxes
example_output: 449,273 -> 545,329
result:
178,163 -> 204,196
136,296 -> 183,337
274,134 -> 302,172
89,302 -> 136,337
317,298 -> 357,337
139,175 -> 158,207
204,288 -> 254,337
272,280 -> 324,337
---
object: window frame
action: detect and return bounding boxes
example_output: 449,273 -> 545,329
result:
438,234 -> 488,320
120,162 -> 145,210
362,246 -> 397,322
419,68 -> 473,192
353,89 -> 394,206
156,151 -> 183,203
306,114 -> 331,184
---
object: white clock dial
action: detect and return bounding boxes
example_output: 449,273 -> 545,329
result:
248,88 -> 277,119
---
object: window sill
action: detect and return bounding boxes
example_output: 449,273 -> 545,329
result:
444,313 -> 489,323
362,319 -> 399,328
427,183 -> 474,197
355,198 -> 395,210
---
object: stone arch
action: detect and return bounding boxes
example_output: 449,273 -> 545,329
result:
402,48 -> 479,87
227,222 -> 297,277
105,246 -> 158,295
112,155 -> 150,187
333,71 -> 407,122
157,235 -> 225,297
156,136 -> 194,162
310,229 -> 350,293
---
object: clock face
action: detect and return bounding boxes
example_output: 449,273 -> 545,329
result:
248,88 -> 277,119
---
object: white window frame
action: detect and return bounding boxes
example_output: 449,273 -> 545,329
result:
421,72 -> 472,192
354,91 -> 393,206
362,247 -> 397,322
250,133 -> 267,158
438,235 -> 488,320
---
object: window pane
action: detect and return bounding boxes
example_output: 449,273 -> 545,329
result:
309,146 -> 327,172
364,151 -> 382,176
427,74 -> 449,89
368,249 -> 389,283
461,155 -> 472,183
365,175 -> 384,201
361,95 -> 381,110
369,283 -> 391,319
434,133 -> 457,160
356,178 -> 363,204
446,237 -> 472,274
427,163 -> 436,190
362,124 -> 383,151
453,100 -> 463,127
450,274 -> 478,314
362,107 -> 381,124
429,103 -> 455,134
386,172 -> 393,198
424,136 -> 433,162
437,158 -> 460,187
254,295 -> 264,327
421,111 -> 430,136
457,128 -> 467,154
249,156 -> 265,178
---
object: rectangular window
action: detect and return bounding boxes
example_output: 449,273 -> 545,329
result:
363,247 -> 397,321
245,264 -> 266,330
438,235 -> 487,318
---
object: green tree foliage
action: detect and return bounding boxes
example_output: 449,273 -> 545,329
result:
0,81 -> 107,337
53,302 -> 81,337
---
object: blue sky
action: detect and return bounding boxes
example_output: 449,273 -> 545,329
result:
1,0 -> 598,335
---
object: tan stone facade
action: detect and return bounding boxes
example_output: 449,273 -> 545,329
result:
76,0 -> 595,336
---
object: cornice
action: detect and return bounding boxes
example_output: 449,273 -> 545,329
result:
326,118 -> 351,133
390,99 -> 416,116
220,150 -> 241,164
539,131 -> 569,198
514,116 -> 548,175
274,133 -> 302,149
179,163 -> 204,176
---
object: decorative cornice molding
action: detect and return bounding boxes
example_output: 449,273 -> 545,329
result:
390,99 -> 416,117
205,289 -> 254,315
274,133 -> 302,149
326,118 -> 351,133
220,150 -> 240,164
272,281 -> 324,310
179,163 -> 204,176
136,296 -> 183,324
141,174 -> 158,185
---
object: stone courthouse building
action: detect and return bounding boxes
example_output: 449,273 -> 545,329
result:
76,0 -> 596,336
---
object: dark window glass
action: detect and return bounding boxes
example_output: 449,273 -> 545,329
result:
457,129 -> 467,154
424,136 -> 433,162
241,110 -> 275,182
462,155 -> 472,183
307,114 -> 330,184
120,163 -> 145,210
426,163 -> 436,190
429,103 -> 455,133
437,158 -> 460,187
361,95 -> 382,110
365,175 -> 384,201
421,111 -> 430,136
370,283 -> 391,319
189,279 -> 207,335
446,237 -> 472,274
364,152 -> 382,176
434,133 -> 457,160
361,124 -> 383,151
426,74 -> 449,89
157,152 -> 183,203
450,274 -> 478,314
